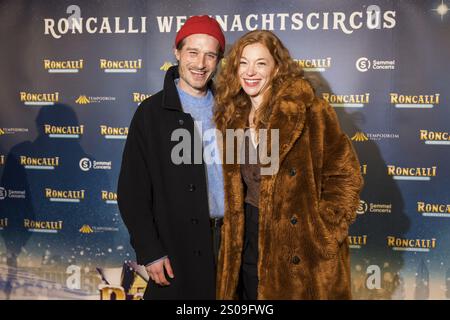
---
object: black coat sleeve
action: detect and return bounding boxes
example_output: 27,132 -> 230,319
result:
117,105 -> 166,266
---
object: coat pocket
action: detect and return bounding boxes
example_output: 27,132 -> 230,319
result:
318,200 -> 350,244
308,201 -> 343,260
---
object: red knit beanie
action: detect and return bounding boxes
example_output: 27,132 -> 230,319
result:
175,15 -> 225,52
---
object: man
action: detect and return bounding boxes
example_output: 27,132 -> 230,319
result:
117,15 -> 225,300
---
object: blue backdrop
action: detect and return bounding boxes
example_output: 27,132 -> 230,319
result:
0,0 -> 449,299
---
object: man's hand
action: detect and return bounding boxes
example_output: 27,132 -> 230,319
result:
145,257 -> 174,286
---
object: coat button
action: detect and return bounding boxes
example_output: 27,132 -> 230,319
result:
292,256 -> 301,264
191,218 -> 199,224
188,184 -> 196,192
193,250 -> 202,256
289,168 -> 297,176
178,119 -> 184,125
290,217 -> 297,225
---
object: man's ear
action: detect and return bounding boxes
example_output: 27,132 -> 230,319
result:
173,47 -> 180,62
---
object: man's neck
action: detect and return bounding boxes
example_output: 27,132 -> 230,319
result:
177,80 -> 208,98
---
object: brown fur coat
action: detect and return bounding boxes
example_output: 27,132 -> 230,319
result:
216,78 -> 363,299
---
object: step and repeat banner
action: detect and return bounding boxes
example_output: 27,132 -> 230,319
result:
0,0 -> 449,299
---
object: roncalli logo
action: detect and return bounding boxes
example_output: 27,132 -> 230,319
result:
360,164 -> 367,175
44,59 -> 84,73
387,165 -> 437,181
24,219 -> 63,234
102,191 -> 117,204
390,93 -> 440,109
44,124 -> 84,138
160,61 -> 174,71
0,187 -> 26,200
417,201 -> 450,218
79,157 -> 112,171
20,92 -> 59,106
357,200 -> 392,215
351,132 -> 399,142
45,188 -> 85,203
294,57 -> 331,72
43,6 -> 397,37
156,6 -> 396,34
419,129 -> 450,145
20,156 -> 60,170
387,236 -> 436,252
355,57 -> 395,72
75,95 -> 116,105
348,235 -> 367,249
100,126 -> 128,140
0,128 -> 29,136
44,5 -> 147,39
322,93 -> 370,108
132,93 -> 152,104
0,218 -> 7,230
100,59 -> 143,73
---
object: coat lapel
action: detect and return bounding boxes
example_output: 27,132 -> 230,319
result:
263,79 -> 314,174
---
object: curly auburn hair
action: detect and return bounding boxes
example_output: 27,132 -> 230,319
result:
214,30 -> 304,131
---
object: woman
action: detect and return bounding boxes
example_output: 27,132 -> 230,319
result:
214,30 -> 363,300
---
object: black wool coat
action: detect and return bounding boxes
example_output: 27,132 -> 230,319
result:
117,66 -> 215,299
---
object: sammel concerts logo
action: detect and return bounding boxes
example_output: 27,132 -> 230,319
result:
0,187 -> 26,200
79,157 -> 112,171
357,199 -> 392,214
356,57 -> 395,72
